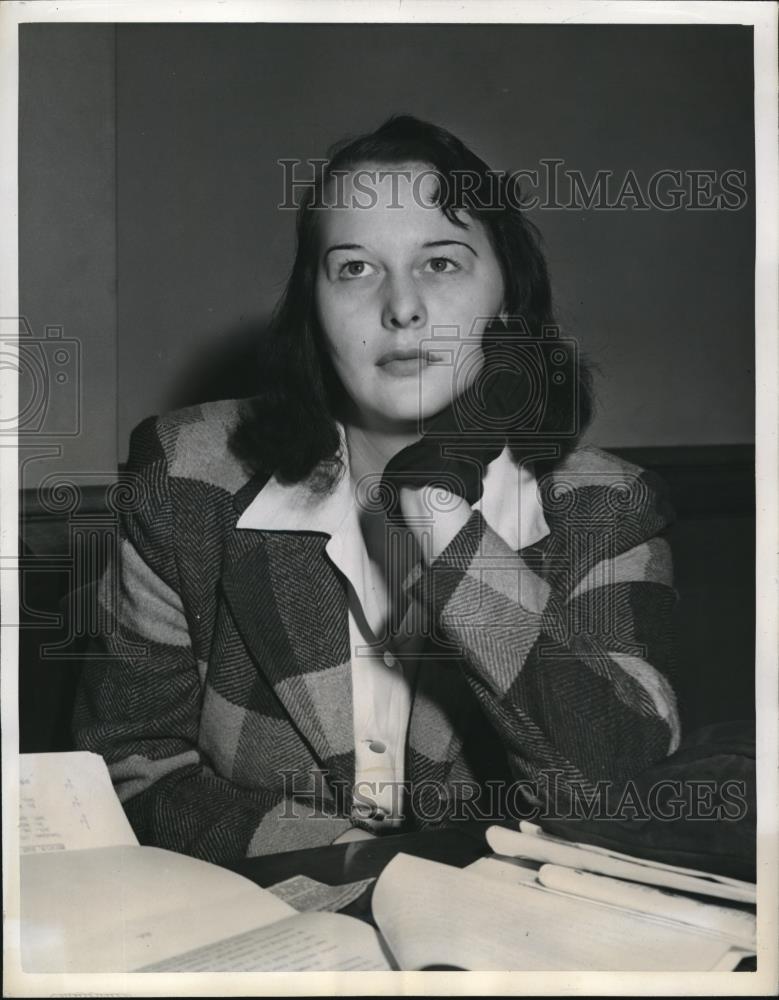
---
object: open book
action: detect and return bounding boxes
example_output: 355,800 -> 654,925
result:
17,753 -> 755,973
18,752 -> 389,973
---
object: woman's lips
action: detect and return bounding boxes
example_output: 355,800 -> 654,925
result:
379,356 -> 427,377
377,351 -> 443,377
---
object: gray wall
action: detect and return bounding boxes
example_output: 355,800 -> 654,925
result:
20,23 -> 755,483
19,25 -> 117,490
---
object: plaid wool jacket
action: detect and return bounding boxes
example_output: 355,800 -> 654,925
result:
73,398 -> 681,863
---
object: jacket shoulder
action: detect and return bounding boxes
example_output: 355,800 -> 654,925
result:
540,443 -> 675,536
127,398 -> 255,497
551,443 -> 645,481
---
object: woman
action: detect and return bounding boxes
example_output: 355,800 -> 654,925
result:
73,115 -> 680,862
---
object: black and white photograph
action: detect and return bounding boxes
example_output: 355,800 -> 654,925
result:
2,0 -> 777,994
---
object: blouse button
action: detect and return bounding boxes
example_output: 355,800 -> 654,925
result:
368,740 -> 387,754
382,650 -> 397,669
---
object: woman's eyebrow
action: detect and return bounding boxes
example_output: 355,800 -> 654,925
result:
324,243 -> 365,259
323,239 -> 478,259
423,239 -> 478,257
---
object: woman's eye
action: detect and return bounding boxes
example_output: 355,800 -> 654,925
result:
425,257 -> 459,274
338,260 -> 376,279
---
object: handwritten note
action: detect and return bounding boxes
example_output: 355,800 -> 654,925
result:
19,752 -> 137,853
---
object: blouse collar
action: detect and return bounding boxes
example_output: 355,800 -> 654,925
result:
236,423 -> 550,552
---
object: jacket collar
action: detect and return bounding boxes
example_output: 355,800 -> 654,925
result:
236,458 -> 354,540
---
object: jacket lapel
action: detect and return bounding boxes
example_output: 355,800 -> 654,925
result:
220,482 -> 355,801
407,643 -> 471,785
400,578 -> 469,787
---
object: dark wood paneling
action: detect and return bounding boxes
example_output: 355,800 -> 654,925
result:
610,444 -> 754,519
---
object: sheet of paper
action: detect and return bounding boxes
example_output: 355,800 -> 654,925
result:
137,912 -> 391,971
487,826 -> 756,904
464,856 -> 540,886
711,948 -> 754,971
21,844 -> 295,972
267,874 -> 375,911
372,853 -> 740,972
518,819 -> 755,891
19,751 -> 138,853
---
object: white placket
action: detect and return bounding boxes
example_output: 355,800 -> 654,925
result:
325,504 -> 416,830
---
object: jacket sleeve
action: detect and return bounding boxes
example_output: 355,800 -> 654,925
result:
405,462 -> 681,808
72,416 -> 352,863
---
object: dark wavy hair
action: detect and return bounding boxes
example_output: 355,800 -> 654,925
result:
231,114 -> 595,488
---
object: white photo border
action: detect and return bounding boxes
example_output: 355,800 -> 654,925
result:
1,1 -> 776,996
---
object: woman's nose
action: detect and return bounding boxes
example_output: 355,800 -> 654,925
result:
381,275 -> 427,331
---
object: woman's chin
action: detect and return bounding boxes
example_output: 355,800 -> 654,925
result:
348,381 -> 456,432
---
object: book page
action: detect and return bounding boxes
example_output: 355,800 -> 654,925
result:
138,912 -> 391,971
537,864 -> 756,950
371,853 -> 741,971
19,751 -> 137,854
20,844 -> 295,972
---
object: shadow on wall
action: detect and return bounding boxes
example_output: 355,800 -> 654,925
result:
165,318 -> 273,410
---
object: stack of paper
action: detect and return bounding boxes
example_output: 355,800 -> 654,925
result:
488,821 -> 756,904
446,821 -> 757,967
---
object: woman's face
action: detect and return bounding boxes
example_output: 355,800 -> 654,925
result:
314,162 -> 505,431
